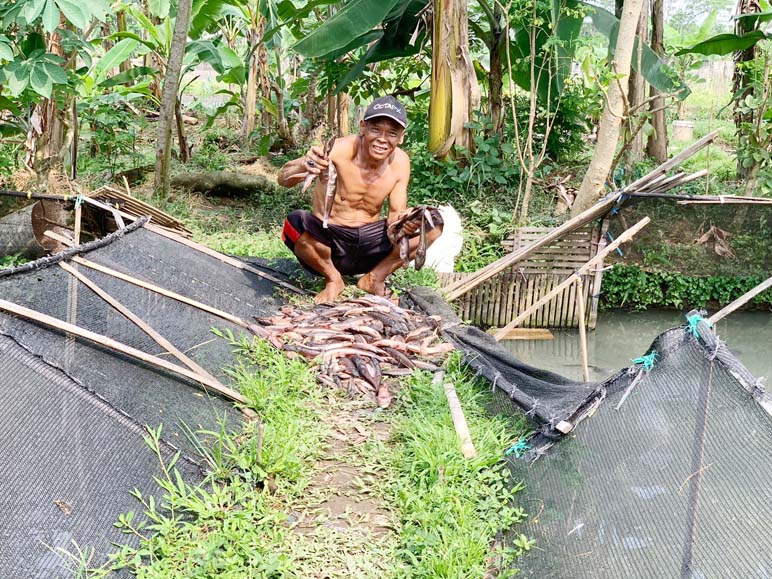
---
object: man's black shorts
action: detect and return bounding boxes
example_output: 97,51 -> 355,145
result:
282,210 -> 394,276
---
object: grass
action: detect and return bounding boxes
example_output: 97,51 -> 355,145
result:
66,341 -> 529,578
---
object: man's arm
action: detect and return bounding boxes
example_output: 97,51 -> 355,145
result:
277,145 -> 330,188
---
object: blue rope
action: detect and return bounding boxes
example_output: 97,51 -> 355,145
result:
505,437 -> 531,458
632,351 -> 657,372
74,194 -> 85,209
687,313 -> 713,338
606,230 -> 625,256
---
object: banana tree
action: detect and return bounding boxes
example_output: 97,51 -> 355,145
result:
0,0 -> 111,176
676,4 -> 772,186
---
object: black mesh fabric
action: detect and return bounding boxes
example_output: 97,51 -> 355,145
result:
0,226 -> 289,576
407,287 -> 608,436
0,334 -> 201,578
408,288 -> 772,577
510,317 -> 772,578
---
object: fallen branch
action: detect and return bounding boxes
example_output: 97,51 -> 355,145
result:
170,171 -> 278,197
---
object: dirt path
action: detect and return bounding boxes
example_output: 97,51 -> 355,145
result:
283,395 -> 400,578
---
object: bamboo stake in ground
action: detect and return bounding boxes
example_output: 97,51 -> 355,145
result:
434,371 -> 477,459
494,217 -> 650,340
0,297 -> 257,420
575,278 -> 590,383
59,261 -> 222,386
708,274 -> 772,325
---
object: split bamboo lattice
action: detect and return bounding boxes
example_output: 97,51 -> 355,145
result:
437,222 -> 606,330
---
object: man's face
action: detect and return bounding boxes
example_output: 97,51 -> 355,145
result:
360,118 -> 405,160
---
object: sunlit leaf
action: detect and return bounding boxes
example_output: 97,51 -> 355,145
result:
148,0 -> 170,19
29,64 -> 53,98
42,0 -> 60,33
55,0 -> 89,28
21,0 -> 46,25
94,38 -> 138,84
292,0 -> 402,58
675,31 -> 768,57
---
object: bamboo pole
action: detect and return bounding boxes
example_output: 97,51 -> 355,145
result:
708,274 -> 772,325
59,261 -> 222,386
70,256 -> 250,329
575,278 -> 590,383
0,297 -> 257,419
494,217 -> 650,340
641,169 -> 708,196
73,203 -> 82,245
143,222 -> 308,296
433,371 -> 477,458
625,130 -> 718,191
443,193 -> 622,301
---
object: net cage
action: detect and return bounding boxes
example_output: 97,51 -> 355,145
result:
607,195 -> 772,278
409,287 -> 772,578
0,222 -> 287,577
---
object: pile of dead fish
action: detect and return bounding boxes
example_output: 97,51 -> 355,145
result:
249,295 -> 454,408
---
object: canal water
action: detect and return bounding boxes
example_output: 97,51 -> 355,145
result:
502,310 -> 772,385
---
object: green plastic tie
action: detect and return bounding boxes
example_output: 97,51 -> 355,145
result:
632,351 -> 657,372
505,437 -> 531,458
686,313 -> 713,338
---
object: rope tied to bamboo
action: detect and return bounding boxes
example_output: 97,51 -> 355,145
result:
632,351 -> 658,372
504,437 -> 532,458
687,313 -> 712,339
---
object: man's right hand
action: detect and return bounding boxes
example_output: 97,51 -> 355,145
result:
305,145 -> 330,176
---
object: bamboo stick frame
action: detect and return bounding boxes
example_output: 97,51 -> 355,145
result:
709,274 -> 772,325
575,278 -> 590,383
433,371 -> 477,458
0,297 -> 257,420
59,261 -> 222,386
493,217 -> 650,340
70,256 -> 250,329
142,222 -> 309,296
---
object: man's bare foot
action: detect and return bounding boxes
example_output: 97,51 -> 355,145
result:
315,278 -> 346,304
356,272 -> 386,297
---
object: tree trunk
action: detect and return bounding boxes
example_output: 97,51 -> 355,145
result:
625,0 -> 649,167
241,27 -> 259,142
572,0 -> 645,216
257,19 -> 271,130
338,92 -> 350,135
428,0 -> 481,158
155,0 -> 193,197
646,0 -> 668,162
24,22 -> 68,177
734,0 -> 762,180
117,10 -> 129,72
488,4 -> 505,136
175,98 -> 190,163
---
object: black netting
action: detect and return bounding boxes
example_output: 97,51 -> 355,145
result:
510,318 -> 772,578
0,226 -> 291,576
407,287 -> 609,437
0,335 -> 201,578
409,288 -> 772,577
609,195 -> 772,277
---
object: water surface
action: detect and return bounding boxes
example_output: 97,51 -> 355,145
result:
502,310 -> 772,385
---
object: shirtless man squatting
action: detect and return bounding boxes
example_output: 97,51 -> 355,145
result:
277,95 -> 443,303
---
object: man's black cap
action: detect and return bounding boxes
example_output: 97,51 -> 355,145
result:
363,95 -> 407,128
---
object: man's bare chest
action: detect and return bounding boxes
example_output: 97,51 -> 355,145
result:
336,164 -> 396,199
